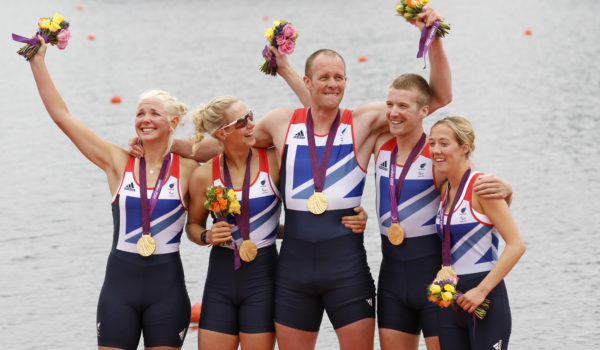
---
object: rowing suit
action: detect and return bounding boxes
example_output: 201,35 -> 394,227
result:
199,148 -> 281,334
375,137 -> 442,336
275,108 -> 375,332
436,171 -> 511,350
97,154 -> 190,349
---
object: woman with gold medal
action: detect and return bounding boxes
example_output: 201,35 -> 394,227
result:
430,116 -> 525,349
28,37 -> 200,349
185,96 -> 282,350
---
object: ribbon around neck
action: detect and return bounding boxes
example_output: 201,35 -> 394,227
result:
139,154 -> 172,236
222,148 -> 252,270
388,133 -> 427,225
305,108 -> 341,193
440,167 -> 471,267
417,21 -> 440,69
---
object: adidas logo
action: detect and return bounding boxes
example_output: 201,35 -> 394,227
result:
124,182 -> 135,192
493,339 -> 502,350
179,327 -> 187,340
293,130 -> 305,139
378,161 -> 388,171
97,322 -> 101,337
365,298 -> 373,307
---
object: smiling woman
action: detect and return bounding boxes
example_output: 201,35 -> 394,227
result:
185,96 -> 282,350
27,36 -> 199,349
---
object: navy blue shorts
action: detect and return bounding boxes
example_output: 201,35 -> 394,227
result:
97,251 -> 191,349
439,272 -> 511,350
377,253 -> 441,337
275,234 -> 376,332
199,244 -> 277,335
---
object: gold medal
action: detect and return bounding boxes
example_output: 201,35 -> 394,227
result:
307,191 -> 328,215
239,239 -> 257,262
136,234 -> 156,257
387,223 -> 405,245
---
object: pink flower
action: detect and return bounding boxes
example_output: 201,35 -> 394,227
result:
56,28 -> 70,50
276,34 -> 286,46
282,24 -> 296,39
278,39 -> 295,55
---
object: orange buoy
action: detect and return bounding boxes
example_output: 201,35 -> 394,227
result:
190,302 -> 202,323
262,15 -> 270,21
358,55 -> 368,63
110,95 -> 122,104
87,34 -> 96,41
524,29 -> 532,36
77,5 -> 83,11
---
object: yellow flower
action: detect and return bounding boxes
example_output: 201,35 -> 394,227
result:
265,27 -> 274,41
227,189 -> 236,199
429,284 -> 441,294
273,20 -> 282,27
443,284 -> 455,293
420,0 -> 429,4
49,21 -> 61,32
52,13 -> 65,24
441,291 -> 454,302
228,200 -> 241,215
38,18 -> 50,29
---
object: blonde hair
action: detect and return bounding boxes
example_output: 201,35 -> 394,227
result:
389,73 -> 431,108
432,116 -> 476,158
191,96 -> 240,152
137,90 -> 188,154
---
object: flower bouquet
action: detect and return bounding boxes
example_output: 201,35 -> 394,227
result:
12,13 -> 71,61
205,185 -> 241,218
427,275 -> 490,320
205,185 -> 240,246
395,0 -> 450,38
260,20 -> 299,76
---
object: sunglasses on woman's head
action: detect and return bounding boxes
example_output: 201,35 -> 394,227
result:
219,110 -> 254,130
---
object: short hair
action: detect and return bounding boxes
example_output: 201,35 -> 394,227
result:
191,96 -> 240,151
304,49 -> 346,78
389,74 -> 431,108
432,116 -> 476,158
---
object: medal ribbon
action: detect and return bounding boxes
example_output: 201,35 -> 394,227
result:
439,167 -> 471,267
222,149 -> 252,270
416,21 -> 440,69
306,108 -> 341,193
139,154 -> 172,236
388,133 -> 426,225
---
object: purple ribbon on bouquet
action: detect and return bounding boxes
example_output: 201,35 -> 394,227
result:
12,32 -> 49,57
416,20 -> 440,69
262,45 -> 277,68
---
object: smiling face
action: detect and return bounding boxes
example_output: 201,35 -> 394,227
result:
428,123 -> 470,175
135,97 -> 178,144
216,100 -> 256,148
386,88 -> 428,137
304,54 -> 347,110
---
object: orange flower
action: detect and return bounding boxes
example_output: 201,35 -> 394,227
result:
218,198 -> 228,211
210,200 -> 220,212
214,187 -> 223,196
428,295 -> 437,303
439,300 -> 451,308
406,0 -> 418,8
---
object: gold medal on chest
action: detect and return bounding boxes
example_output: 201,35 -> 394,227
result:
137,234 -> 156,257
239,239 -> 258,262
307,191 -> 328,215
387,223 -> 405,245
